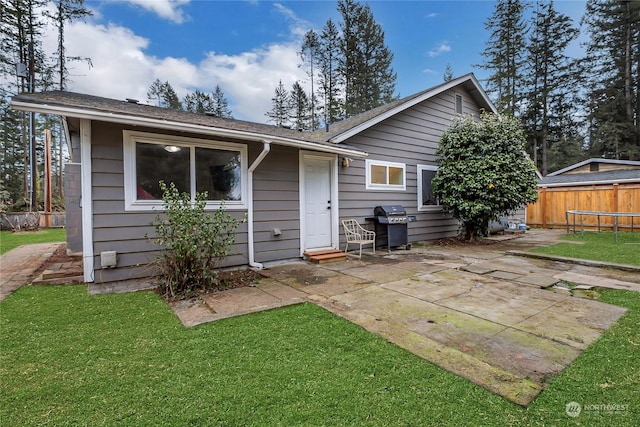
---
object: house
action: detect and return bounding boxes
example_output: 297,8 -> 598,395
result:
526,159 -> 640,229
11,73 -> 496,290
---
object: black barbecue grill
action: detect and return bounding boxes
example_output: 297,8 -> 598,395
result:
370,205 -> 416,250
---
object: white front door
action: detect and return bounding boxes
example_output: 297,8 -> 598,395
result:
302,156 -> 333,250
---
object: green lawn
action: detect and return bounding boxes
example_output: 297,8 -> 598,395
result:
0,228 -> 67,254
1,286 -> 638,426
531,231 -> 640,266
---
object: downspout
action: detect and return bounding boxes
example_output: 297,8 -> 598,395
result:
247,140 -> 271,269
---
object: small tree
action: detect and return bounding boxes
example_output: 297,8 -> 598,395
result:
150,181 -> 245,299
432,113 -> 538,240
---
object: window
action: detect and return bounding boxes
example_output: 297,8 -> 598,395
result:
417,164 -> 441,210
366,159 -> 406,190
455,94 -> 463,114
123,131 -> 247,210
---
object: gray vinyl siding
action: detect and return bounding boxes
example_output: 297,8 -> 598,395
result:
252,144 -> 301,262
338,89 -> 482,244
89,121 -> 301,284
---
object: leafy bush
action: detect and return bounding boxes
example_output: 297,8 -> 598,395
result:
150,181 -> 246,299
432,113 -> 539,240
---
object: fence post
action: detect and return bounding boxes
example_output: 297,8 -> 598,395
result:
613,183 -> 619,213
541,187 -> 547,229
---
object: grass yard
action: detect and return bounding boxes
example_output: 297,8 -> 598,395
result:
0,228 -> 66,254
531,231 -> 640,266
1,285 -> 638,426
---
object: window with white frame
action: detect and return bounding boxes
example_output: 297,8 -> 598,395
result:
365,159 -> 406,190
417,164 -> 441,209
455,93 -> 463,114
123,131 -> 247,210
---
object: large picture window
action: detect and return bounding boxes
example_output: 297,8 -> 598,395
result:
417,164 -> 441,210
124,131 -> 247,210
366,159 -> 406,191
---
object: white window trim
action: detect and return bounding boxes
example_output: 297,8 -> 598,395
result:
123,130 -> 248,211
417,164 -> 442,211
455,93 -> 463,114
365,159 -> 406,191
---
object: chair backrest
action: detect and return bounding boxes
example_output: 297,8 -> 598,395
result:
342,219 -> 361,237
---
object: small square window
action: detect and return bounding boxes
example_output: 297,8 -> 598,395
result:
366,160 -> 406,191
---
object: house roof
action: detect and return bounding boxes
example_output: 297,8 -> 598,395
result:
11,73 -> 494,155
547,158 -> 640,176
10,91 -> 369,158
311,73 -> 496,143
539,169 -> 640,187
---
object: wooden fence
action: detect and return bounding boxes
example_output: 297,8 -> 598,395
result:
526,182 -> 640,231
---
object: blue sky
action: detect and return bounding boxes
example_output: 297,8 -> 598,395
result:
54,0 -> 587,123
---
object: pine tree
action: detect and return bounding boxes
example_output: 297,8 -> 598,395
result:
0,0 -> 49,208
480,0 -> 529,115
265,80 -> 290,127
583,0 -> 640,160
210,85 -> 233,119
522,1 -> 581,175
184,90 -> 214,114
317,19 -> 343,126
289,81 -> 310,131
300,30 -> 320,130
147,79 -> 182,110
338,0 -> 397,117
46,0 -> 92,200
443,63 -> 454,82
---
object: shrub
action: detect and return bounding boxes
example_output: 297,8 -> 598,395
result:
150,181 -> 246,299
432,113 -> 539,240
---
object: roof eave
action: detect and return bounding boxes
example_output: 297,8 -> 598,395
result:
539,177 -> 640,188
328,73 -> 497,143
11,100 -> 368,158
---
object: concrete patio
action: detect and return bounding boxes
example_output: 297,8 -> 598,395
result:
170,229 -> 639,406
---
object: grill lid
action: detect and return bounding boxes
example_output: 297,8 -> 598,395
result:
374,205 -> 407,216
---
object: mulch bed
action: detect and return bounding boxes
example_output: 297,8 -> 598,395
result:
32,243 -> 82,278
159,269 -> 262,301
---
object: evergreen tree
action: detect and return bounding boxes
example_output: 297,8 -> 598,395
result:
147,79 -> 182,110
582,0 -> 640,160
480,0 -> 529,115
338,0 -> 397,117
317,19 -> 343,126
184,90 -> 213,114
265,80 -> 290,127
289,81 -> 310,131
46,0 -> 92,199
300,30 -> 320,130
0,0 -> 49,207
210,85 -> 233,119
443,63 -> 454,82
522,0 -> 581,175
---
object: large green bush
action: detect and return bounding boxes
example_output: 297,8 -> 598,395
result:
150,181 -> 245,299
432,113 -> 539,240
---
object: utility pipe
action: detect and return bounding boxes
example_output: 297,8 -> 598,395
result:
247,140 -> 271,269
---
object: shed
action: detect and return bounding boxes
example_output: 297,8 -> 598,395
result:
526,159 -> 640,230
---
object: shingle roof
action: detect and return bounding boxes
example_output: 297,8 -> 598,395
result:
308,73 -> 496,143
540,169 -> 640,185
12,90 -> 326,142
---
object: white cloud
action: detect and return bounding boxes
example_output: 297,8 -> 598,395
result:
124,0 -> 191,24
422,68 -> 438,75
425,13 -> 438,18
427,42 -> 451,57
56,3 -> 307,123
